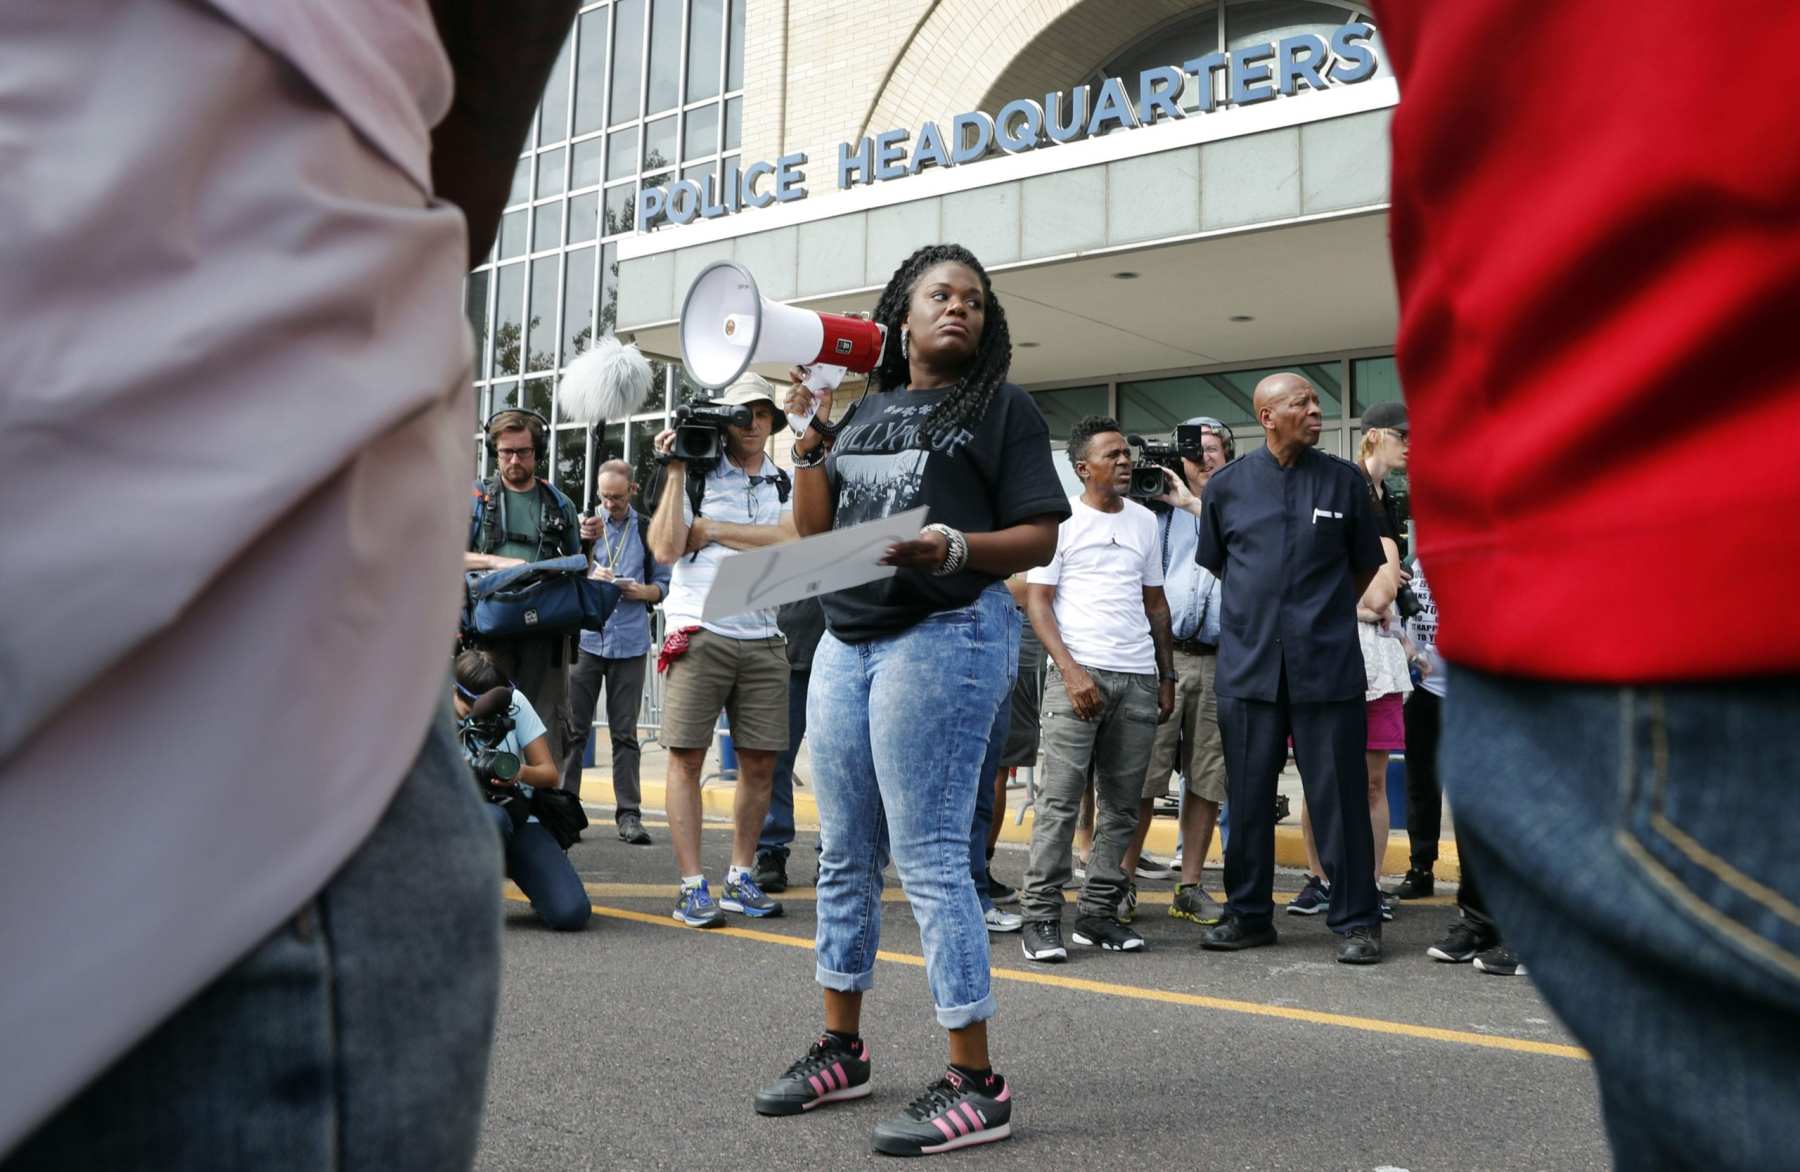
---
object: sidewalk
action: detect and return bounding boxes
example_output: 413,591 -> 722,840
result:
576,738 -> 1460,881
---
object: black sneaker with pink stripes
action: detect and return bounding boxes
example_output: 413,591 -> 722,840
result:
870,1068 -> 1013,1156
753,1036 -> 872,1117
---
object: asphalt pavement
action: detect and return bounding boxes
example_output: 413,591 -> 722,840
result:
475,804 -> 1609,1171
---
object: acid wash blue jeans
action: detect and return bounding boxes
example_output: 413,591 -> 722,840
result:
809,583 -> 1015,1029
1442,666 -> 1800,1171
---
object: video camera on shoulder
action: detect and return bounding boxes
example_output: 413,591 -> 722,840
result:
1126,434 -> 1183,502
667,403 -> 753,461
457,685 -> 521,785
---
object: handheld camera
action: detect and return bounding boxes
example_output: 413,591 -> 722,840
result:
669,403 -> 753,461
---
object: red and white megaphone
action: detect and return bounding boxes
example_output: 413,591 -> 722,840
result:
679,260 -> 886,433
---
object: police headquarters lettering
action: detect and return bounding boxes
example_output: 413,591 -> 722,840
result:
637,22 -> 1379,228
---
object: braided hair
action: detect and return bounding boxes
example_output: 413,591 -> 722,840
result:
866,243 -> 1011,447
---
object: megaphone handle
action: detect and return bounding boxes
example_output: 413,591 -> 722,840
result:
787,397 -> 816,436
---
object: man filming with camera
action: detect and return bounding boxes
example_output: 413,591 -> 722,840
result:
466,409 -> 601,768
453,650 -> 590,932
1114,418 -> 1233,928
649,372 -> 797,928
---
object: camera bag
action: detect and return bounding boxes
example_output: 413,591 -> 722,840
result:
529,787 -> 589,849
463,554 -> 618,640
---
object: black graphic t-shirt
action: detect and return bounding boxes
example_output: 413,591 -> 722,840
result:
822,382 -> 1070,642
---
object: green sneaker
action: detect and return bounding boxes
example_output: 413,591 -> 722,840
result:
1170,882 -> 1224,925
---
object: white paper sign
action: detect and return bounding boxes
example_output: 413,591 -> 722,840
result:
701,506 -> 929,621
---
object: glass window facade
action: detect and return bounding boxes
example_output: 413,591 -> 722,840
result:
1039,352 -> 1409,543
1031,385 -> 1110,441
1044,353 -> 1401,462
467,0 -> 746,511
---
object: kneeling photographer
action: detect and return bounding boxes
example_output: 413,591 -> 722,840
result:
454,650 -> 591,932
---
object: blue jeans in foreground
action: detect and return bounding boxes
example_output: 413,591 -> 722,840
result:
757,668 -> 812,860
1442,665 -> 1800,1171
4,710 -> 502,1171
809,584 -> 1014,1029
486,804 -> 590,931
969,607 -> 1022,913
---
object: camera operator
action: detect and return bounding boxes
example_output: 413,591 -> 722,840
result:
648,372 -> 797,928
453,650 -> 590,933
465,408 -> 599,769
1116,418 -> 1233,928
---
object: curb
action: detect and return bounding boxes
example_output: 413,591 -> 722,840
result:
577,769 -> 1460,882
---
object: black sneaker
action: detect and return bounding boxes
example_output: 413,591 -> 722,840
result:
870,1068 -> 1012,1156
1388,867 -> 1434,899
753,1036 -> 872,1116
1133,854 -> 1175,881
1427,917 -> 1495,963
987,874 -> 1019,906
1020,920 -> 1067,963
1336,924 -> 1383,965
1071,914 -> 1145,952
1474,945 -> 1527,976
751,851 -> 789,894
1201,916 -> 1278,951
1286,874 -> 1331,915
615,811 -> 653,846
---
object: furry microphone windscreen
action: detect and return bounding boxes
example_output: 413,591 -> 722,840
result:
557,335 -> 654,424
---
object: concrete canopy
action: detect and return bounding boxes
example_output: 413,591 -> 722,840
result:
622,210 -> 1396,389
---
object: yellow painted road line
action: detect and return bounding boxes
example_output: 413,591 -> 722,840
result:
571,881 -> 1457,910
503,892 -> 1587,1062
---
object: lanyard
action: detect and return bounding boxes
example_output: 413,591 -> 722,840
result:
599,519 -> 629,572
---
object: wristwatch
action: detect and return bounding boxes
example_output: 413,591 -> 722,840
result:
1159,671 -> 1178,682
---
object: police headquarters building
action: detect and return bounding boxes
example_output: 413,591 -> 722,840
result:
466,0 -> 1406,506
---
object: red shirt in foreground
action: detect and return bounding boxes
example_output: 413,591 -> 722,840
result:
1371,1 -> 1800,682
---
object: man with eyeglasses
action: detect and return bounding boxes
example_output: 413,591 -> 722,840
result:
560,460 -> 670,845
1116,417 -> 1234,929
466,408 -> 599,771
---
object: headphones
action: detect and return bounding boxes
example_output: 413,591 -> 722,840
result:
484,407 -> 550,463
1179,416 -> 1236,461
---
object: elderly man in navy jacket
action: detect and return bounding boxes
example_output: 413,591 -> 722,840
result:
1196,373 -> 1389,964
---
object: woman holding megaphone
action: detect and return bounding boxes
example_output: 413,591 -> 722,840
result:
750,244 -> 1068,1156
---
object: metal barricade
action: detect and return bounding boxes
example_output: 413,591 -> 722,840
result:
638,608 -> 666,745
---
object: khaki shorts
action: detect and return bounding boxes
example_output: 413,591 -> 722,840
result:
1144,650 -> 1227,804
659,629 -> 790,752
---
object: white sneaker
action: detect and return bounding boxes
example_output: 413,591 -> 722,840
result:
984,906 -> 1023,933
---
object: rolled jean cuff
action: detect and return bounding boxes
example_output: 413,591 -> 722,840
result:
815,961 -> 876,994
934,991 -> 997,1031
